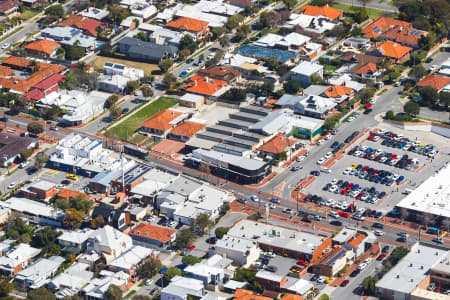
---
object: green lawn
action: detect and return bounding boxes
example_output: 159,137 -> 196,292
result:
128,134 -> 147,144
20,10 -> 38,20
332,3 -> 386,19
106,97 -> 178,141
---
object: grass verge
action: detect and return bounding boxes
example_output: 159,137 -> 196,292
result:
20,10 -> 39,20
106,97 -> 178,141
331,3 -> 386,19
0,26 -> 24,43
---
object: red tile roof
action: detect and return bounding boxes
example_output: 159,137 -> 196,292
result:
33,73 -> 66,90
353,62 -> 378,74
152,139 -> 185,155
24,39 -> 61,56
2,56 -> 31,68
324,85 -> 353,98
141,109 -> 183,131
363,17 -> 411,39
234,289 -> 273,300
198,65 -> 242,80
57,15 -> 105,36
0,65 -> 13,77
280,294 -> 303,300
129,223 -> 176,243
259,133 -> 295,154
57,188 -> 89,200
300,4 -> 343,19
184,75 -> 228,96
347,233 -> 366,249
169,121 -> 205,137
0,0 -> 18,13
24,89 -> 45,101
381,25 -> 425,47
166,17 -> 209,32
417,74 -> 450,90
375,40 -> 411,59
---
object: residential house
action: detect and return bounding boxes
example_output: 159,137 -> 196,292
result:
322,85 -> 354,104
129,223 -> 176,248
24,40 -> 61,58
277,94 -> 336,119
80,270 -> 129,300
214,235 -> 260,266
86,225 -> 133,264
116,37 -> 178,62
233,289 -> 272,300
282,14 -> 338,38
255,271 -> 286,291
184,262 -> 225,288
0,244 -> 41,276
367,40 -> 412,63
0,207 -> 11,224
258,133 -> 295,159
167,121 -> 206,142
0,0 -> 18,17
328,74 -> 366,92
290,61 -> 323,87
198,65 -> 242,83
79,7 -> 109,20
91,206 -> 131,231
129,169 -> 178,205
139,23 -> 183,47
103,62 -> 144,81
99,61 -> 144,94
310,248 -> 350,277
0,132 -> 37,167
228,0 -> 256,7
140,109 -> 186,137
165,17 -> 210,41
20,0 -> 38,8
48,262 -> 94,296
24,73 -> 66,102
184,75 -> 229,99
98,75 -> 129,94
155,3 -> 227,27
57,188 -> 89,201
57,15 -> 105,37
352,63 -> 381,80
343,37 -> 371,49
179,93 -> 204,108
58,229 -> 94,254
417,74 -> 450,92
18,180 -> 57,201
108,246 -> 156,281
15,256 -> 65,289
41,27 -> 96,49
380,25 -> 425,49
343,233 -> 368,259
363,17 -> 412,38
161,276 -> 205,300
300,4 -> 343,20
281,279 -> 314,297
131,5 -> 157,20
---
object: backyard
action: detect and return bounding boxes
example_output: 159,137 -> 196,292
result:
105,97 -> 179,141
20,10 -> 39,20
332,3 -> 387,19
93,56 -> 160,76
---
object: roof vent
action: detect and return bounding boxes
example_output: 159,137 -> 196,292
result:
396,275 -> 400,279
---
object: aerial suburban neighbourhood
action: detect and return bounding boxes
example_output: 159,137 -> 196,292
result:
0,0 -> 448,299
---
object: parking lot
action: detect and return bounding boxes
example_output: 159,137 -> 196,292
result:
37,168 -> 91,192
304,128 -> 448,215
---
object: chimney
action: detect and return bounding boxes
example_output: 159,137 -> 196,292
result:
205,77 -> 209,83
194,80 -> 197,86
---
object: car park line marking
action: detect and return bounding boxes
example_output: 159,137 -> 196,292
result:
416,163 -> 426,173
276,182 -> 285,191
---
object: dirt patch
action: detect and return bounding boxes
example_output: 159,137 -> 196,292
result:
92,56 -> 159,76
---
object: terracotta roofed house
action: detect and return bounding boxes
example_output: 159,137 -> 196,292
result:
380,25 -> 425,49
165,17 -> 210,40
0,0 -> 18,17
368,40 -> 411,63
140,109 -> 184,137
129,223 -> 176,247
234,289 -> 273,300
417,74 -> 450,92
197,65 -> 242,82
300,4 -> 343,20
24,40 -> 61,58
57,15 -> 105,36
323,84 -> 354,103
57,188 -> 89,201
167,121 -> 206,142
362,17 -> 411,39
258,133 -> 295,159
353,62 -> 379,79
184,75 -> 229,98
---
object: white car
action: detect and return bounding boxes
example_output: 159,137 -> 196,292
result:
250,195 -> 259,202
317,276 -> 327,283
145,279 -> 153,286
331,179 -> 338,185
358,263 -> 368,270
7,182 -> 15,189
321,167 -> 331,173
269,204 -> 276,209
329,211 -> 339,218
370,99 -> 376,104
317,139 -> 325,145
374,230 -> 384,236
393,173 -> 400,181
329,185 -> 338,193
296,155 -> 305,162
348,117 -> 355,122
186,67 -> 193,73
343,167 -> 352,175
1,43 -> 10,49
325,152 -> 333,159
364,258 -> 373,264
317,157 -> 326,165
325,134 -> 332,140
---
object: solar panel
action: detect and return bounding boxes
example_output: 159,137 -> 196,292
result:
373,25 -> 381,33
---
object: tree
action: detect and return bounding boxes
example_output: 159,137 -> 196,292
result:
176,228 -> 196,249
418,35 -> 434,50
163,73 -> 177,88
260,81 -> 275,96
385,110 -> 394,120
225,14 -> 244,30
134,31 -> 149,42
236,24 -> 251,41
319,294 -> 330,300
310,73 -> 323,85
362,276 -> 377,295
109,4 -> 130,25
109,103 -> 122,119
404,101 -> 420,116
45,5 -> 64,18
180,35 -> 197,53
284,80 -> 302,94
19,148 -> 33,161
142,86 -> 154,98
179,49 -> 191,61
64,45 -> 85,60
132,296 -> 152,300
0,281 -> 13,297
219,35 -> 230,48
323,117 -> 338,131
28,287 -> 57,300
408,64 -> 427,82
182,255 -> 202,265
163,267 -> 181,282
194,213 -> 214,235
439,91 -> 450,108
27,121 -> 43,134
158,59 -> 174,73
211,26 -> 226,39
215,227 -> 229,239
91,215 -> 105,229
282,0 -> 297,9
221,88 -> 247,102
105,285 -> 122,300
63,208 -> 83,229
105,95 -> 119,108
31,226 -> 61,248
137,254 -> 162,278
354,7 -> 368,23
390,247 -> 409,264
127,81 -> 139,93
419,86 -> 439,106
34,152 -> 48,168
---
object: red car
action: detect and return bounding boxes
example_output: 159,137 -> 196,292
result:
188,245 -> 196,250
338,211 -> 350,218
297,259 -> 305,265
340,280 -> 349,287
347,183 -> 354,188
435,284 -> 442,293
341,189 -> 348,195
391,154 -> 398,159
300,260 -> 308,266
368,135 -> 374,141
377,253 -> 386,261
372,169 -> 378,174
356,193 -> 363,200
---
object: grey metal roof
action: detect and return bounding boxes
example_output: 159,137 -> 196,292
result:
213,144 -> 250,155
205,125 -> 236,136
218,118 -> 254,130
304,85 -> 329,96
239,105 -> 271,116
249,110 -> 292,136
117,37 -> 178,60
163,176 -> 202,197
193,149 -> 268,171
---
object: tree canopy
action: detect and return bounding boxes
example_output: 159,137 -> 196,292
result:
404,101 -> 420,116
105,285 -> 122,300
182,255 -> 202,265
163,267 -> 182,282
